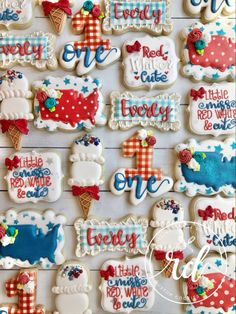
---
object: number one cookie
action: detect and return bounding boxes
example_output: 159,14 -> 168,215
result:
0,269 -> 45,314
59,0 -> 121,75
110,129 -> 173,205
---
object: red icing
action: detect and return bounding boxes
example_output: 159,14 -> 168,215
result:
100,265 -> 115,281
0,41 -> 44,60
187,33 -> 236,72
179,149 -> 192,164
0,119 -> 29,135
187,273 -> 236,312
198,205 -> 236,221
154,250 -> 184,260
123,135 -> 162,181
42,0 -> 72,16
190,87 -> 206,101
5,156 -> 20,171
72,13 -> 110,51
72,185 -> 100,200
39,89 -> 99,126
126,40 -> 141,53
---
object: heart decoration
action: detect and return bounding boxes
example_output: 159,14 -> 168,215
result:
207,239 -> 212,244
134,76 -> 140,80
16,10 -> 22,14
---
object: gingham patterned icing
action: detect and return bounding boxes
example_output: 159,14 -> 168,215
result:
110,0 -> 166,27
75,217 -> 148,256
72,13 -> 111,51
0,36 -> 48,61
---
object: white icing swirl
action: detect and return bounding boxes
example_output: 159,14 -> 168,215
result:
70,153 -> 105,164
150,221 -> 186,229
0,113 -> 34,120
68,178 -> 104,187
52,284 -> 92,295
0,90 -> 33,100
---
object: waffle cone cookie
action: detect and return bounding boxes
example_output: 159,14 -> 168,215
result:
163,259 -> 174,278
79,192 -> 93,219
8,125 -> 23,151
49,7 -> 67,34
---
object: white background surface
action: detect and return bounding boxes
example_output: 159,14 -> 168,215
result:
0,2 -> 234,314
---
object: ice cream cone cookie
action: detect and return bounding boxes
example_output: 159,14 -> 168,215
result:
59,1 -> 121,75
0,268 -> 45,314
68,134 -> 105,218
110,129 -> 173,205
0,70 -> 34,150
52,261 -> 92,314
39,0 -> 74,34
150,199 -> 186,278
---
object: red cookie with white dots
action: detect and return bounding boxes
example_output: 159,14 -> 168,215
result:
33,75 -> 106,132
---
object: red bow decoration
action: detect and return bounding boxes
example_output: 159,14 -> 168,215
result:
154,250 -> 184,261
0,119 -> 29,135
126,41 -> 142,53
42,0 -> 72,16
198,206 -> 214,221
190,87 -> 206,101
5,156 -> 21,171
72,185 -> 100,200
100,265 -> 115,281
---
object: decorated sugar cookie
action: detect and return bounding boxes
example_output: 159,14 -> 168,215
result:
188,84 -> 236,136
182,254 -> 236,314
174,137 -> 236,197
150,199 -> 186,278
103,0 -> 173,35
52,261 -> 92,314
39,0 -> 74,34
181,20 -> 236,82
110,129 -> 173,205
0,70 -> 34,150
184,0 -> 235,22
0,31 -> 58,70
4,151 -> 63,203
0,268 -> 45,314
191,196 -> 235,253
109,91 -> 181,131
33,76 -> 106,131
68,134 -> 105,218
99,256 -> 156,313
122,36 -> 179,90
0,0 -> 35,30
74,216 -> 148,256
59,0 -> 121,75
0,209 -> 66,269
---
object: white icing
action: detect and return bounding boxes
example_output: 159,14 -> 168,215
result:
68,135 -> 105,188
122,36 -> 179,90
0,0 -> 35,30
192,195 -> 236,253
99,257 -> 156,313
5,151 -> 63,204
174,137 -> 235,197
150,199 -> 186,251
52,261 -> 92,314
33,75 -> 106,131
0,209 -> 66,269
188,83 -> 236,136
185,0 -> 235,22
181,20 -> 236,82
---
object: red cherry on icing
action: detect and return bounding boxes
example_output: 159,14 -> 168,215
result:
0,226 -> 6,239
179,149 -> 192,164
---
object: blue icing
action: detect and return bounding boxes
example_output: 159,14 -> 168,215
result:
181,152 -> 236,191
0,224 -> 60,264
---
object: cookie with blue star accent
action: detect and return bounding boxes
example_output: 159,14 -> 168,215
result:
175,137 -> 236,197
0,209 -> 66,269
33,75 -> 106,131
181,254 -> 236,314
180,20 -> 236,82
